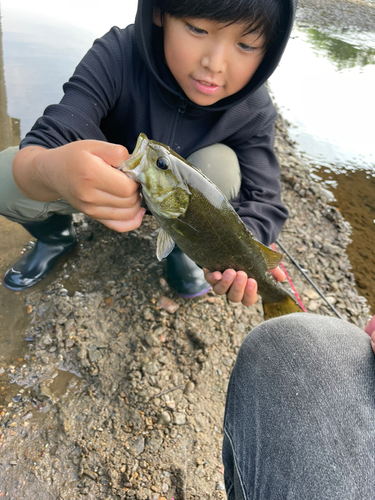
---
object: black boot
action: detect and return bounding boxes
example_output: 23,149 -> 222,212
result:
2,214 -> 77,291
166,246 -> 210,298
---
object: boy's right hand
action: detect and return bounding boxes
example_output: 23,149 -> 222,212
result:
12,140 -> 145,233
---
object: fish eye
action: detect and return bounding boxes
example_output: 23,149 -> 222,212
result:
156,156 -> 169,170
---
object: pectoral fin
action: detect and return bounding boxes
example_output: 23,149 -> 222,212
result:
156,229 -> 175,261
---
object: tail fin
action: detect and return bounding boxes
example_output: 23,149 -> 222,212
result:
263,294 -> 304,320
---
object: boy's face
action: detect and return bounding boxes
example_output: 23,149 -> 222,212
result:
154,13 -> 266,106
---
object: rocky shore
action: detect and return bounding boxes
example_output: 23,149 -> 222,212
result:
0,1 -> 373,498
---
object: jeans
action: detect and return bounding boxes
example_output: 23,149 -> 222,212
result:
223,313 -> 375,499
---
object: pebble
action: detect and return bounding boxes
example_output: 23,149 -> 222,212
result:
184,381 -> 195,394
216,481 -> 225,491
158,411 -> 171,425
128,436 -> 145,456
173,412 -> 186,425
142,361 -> 160,375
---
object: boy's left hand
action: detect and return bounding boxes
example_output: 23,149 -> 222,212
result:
203,267 -> 285,307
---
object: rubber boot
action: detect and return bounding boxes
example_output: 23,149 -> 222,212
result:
166,246 -> 211,298
2,214 -> 77,291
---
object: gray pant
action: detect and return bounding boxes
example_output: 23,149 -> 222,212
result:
0,144 -> 241,225
223,313 -> 375,499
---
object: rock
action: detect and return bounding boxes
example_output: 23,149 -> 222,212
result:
303,289 -> 320,300
142,361 -> 161,375
146,436 -> 164,452
158,411 -> 171,425
128,436 -> 145,456
184,381 -> 195,394
216,481 -> 225,491
157,297 -> 179,314
39,385 -> 53,400
174,412 -> 186,425
88,346 -> 101,363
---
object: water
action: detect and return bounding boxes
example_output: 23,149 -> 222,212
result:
269,25 -> 375,311
269,27 -> 375,169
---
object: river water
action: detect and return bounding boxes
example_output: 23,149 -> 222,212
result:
268,23 -> 375,311
0,0 -> 374,374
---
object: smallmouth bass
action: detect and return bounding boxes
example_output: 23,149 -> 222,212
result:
119,133 -> 303,319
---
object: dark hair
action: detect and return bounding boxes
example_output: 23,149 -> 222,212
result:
154,0 -> 284,48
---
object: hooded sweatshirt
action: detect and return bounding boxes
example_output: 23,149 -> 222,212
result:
20,0 -> 296,246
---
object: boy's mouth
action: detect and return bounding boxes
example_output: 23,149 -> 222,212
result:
192,78 -> 221,95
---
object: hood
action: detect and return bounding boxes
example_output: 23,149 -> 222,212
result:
134,0 -> 296,111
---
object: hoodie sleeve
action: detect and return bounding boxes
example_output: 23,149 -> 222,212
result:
19,27 -> 128,149
227,97 -> 288,246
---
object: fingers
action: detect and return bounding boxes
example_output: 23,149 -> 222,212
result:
203,269 -> 259,307
77,189 -> 143,219
364,316 -> 375,355
76,152 -> 140,200
371,331 -> 375,355
97,207 -> 146,232
364,315 -> 375,336
270,266 -> 286,282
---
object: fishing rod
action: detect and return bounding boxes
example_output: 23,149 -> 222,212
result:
275,239 -> 343,319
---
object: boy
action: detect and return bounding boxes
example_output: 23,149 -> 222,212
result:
0,0 -> 294,303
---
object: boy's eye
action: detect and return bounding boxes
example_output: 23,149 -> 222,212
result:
186,23 -> 207,35
238,43 -> 257,53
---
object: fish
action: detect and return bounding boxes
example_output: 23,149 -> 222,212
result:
119,133 -> 304,320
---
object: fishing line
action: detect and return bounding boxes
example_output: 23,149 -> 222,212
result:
271,243 -> 306,312
275,239 -> 343,320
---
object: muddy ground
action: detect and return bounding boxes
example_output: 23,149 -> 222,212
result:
0,0 -> 374,498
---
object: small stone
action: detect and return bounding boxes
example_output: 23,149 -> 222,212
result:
184,381 -> 195,394
174,412 -> 186,425
307,300 -> 321,312
221,357 -> 233,367
325,296 -> 337,305
128,435 -> 145,456
146,436 -> 163,452
65,338 -> 75,348
88,346 -> 101,363
195,464 -> 205,478
158,411 -> 171,425
63,419 -> 71,433
142,361 -> 160,375
303,289 -> 320,300
157,297 -> 179,314
39,385 -> 53,400
215,481 -> 225,491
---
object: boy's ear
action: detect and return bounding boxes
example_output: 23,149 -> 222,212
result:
153,7 -> 162,27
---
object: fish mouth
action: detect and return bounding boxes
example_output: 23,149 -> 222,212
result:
118,133 -> 149,181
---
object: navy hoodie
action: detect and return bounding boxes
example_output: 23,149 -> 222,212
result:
20,0 -> 296,245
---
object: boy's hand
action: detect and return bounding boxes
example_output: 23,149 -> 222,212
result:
364,316 -> 375,354
13,140 -> 145,233
203,267 -> 285,307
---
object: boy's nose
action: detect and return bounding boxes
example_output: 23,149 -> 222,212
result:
201,44 -> 227,73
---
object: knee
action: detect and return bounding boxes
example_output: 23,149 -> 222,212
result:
187,144 -> 241,199
234,313 -> 370,380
